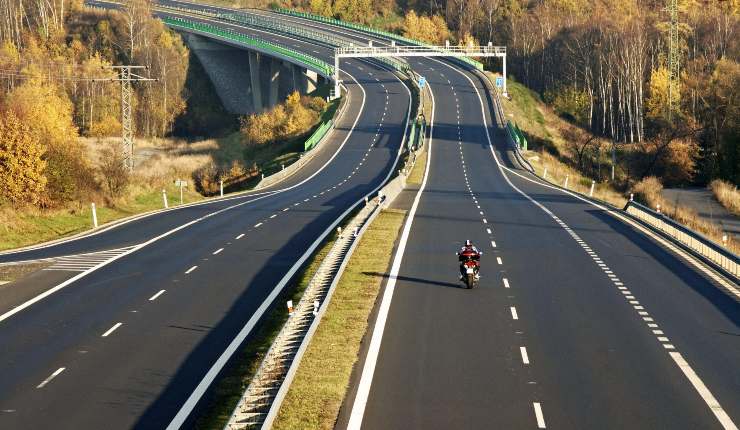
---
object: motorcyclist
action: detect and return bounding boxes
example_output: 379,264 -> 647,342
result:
457,239 -> 481,280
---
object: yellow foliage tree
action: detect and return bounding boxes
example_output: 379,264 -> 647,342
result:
3,79 -> 95,203
0,111 -> 47,205
402,11 -> 450,45
645,66 -> 676,123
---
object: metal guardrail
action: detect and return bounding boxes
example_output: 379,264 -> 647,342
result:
625,201 -> 739,280
274,7 -> 485,70
304,121 -> 332,151
161,16 -> 335,78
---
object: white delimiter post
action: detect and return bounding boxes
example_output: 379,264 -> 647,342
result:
333,53 -> 340,99
220,180 -> 224,197
91,203 -> 98,228
503,54 -> 508,97
162,189 -> 168,209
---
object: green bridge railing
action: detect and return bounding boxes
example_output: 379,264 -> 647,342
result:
162,16 -> 334,78
273,8 -> 484,71
304,120 -> 333,151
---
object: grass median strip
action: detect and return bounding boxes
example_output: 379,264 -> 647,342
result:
272,208 -> 407,430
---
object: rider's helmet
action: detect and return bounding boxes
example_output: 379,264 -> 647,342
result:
465,239 -> 473,248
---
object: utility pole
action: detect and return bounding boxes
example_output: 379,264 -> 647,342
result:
106,65 -> 156,171
666,0 -> 679,122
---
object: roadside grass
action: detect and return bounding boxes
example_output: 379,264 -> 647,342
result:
492,74 -> 738,253
407,145 -> 427,185
192,229 -> 338,429
272,209 -> 407,430
1,94 -> 340,252
710,179 -> 740,216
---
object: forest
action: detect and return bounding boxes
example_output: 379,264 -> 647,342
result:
0,0 -> 737,211
282,0 -> 738,186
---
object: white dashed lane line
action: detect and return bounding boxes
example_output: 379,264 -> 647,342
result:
510,307 -> 519,320
497,257 -> 503,265
520,347 -> 530,364
149,290 -> 166,301
533,402 -> 547,428
212,248 -> 224,255
185,266 -> 198,274
235,233 -> 245,240
503,278 -> 510,289
101,322 -> 122,337
36,367 -> 65,389
254,222 -> 263,228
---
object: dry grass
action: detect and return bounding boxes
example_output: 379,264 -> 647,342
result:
406,145 -> 428,185
710,179 -> 740,216
631,177 -> 739,254
525,151 -> 628,208
272,209 -> 407,430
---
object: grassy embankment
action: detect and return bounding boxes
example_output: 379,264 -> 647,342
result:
272,209 -> 406,429
710,179 -> 740,216
0,87 -> 338,252
493,74 -> 738,253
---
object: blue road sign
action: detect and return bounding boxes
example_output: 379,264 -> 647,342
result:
419,76 -> 426,88
495,77 -> 504,88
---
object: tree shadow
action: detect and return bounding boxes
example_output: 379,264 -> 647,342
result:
362,271 -> 463,289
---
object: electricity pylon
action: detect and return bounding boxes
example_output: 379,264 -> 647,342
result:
106,65 -> 156,171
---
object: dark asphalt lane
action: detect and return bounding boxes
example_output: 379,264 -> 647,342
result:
349,57 -> 739,429
0,20 -> 412,428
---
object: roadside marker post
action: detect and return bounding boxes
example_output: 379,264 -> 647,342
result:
91,203 -> 98,228
564,175 -> 569,189
590,180 -> 595,197
313,300 -> 319,316
162,189 -> 168,209
287,300 -> 294,314
175,179 -> 187,205
220,180 -> 224,197
543,168 -> 548,180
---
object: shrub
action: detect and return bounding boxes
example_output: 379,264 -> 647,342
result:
710,179 -> 740,216
631,176 -> 664,208
98,145 -> 130,198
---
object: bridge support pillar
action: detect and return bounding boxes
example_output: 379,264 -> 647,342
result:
248,51 -> 264,112
294,67 -> 317,94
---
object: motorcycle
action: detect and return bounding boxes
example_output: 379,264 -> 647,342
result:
462,260 -> 479,289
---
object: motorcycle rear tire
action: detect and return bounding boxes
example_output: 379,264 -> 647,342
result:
466,273 -> 475,289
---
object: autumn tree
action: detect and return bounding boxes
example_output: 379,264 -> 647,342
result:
0,111 -> 47,205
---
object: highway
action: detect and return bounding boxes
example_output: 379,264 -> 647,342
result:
0,8 -> 411,428
0,3 -> 738,430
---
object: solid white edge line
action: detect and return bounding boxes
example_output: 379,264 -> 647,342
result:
669,352 -> 738,430
533,402 -> 546,428
36,367 -> 65,389
101,322 -> 122,337
149,290 -> 166,301
346,68 -> 436,430
167,64 -> 413,430
434,57 -> 739,430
